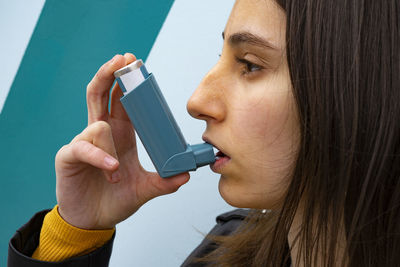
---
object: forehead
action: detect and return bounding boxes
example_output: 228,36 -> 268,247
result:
225,0 -> 286,50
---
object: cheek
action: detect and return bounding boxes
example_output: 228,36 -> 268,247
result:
230,96 -> 280,146
222,99 -> 296,208
229,91 -> 299,177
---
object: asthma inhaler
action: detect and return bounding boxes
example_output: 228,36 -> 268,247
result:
114,60 -> 215,178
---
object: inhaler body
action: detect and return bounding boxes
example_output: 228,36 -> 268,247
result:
114,60 -> 215,178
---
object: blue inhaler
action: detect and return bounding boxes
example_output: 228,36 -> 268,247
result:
114,60 -> 216,178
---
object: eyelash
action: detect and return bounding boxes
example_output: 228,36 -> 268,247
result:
218,54 -> 264,77
234,57 -> 263,77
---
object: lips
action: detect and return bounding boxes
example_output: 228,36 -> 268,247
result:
203,136 -> 231,172
215,150 -> 227,160
202,136 -> 229,158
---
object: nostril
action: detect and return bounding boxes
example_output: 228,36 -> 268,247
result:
187,101 -> 209,121
197,114 -> 213,120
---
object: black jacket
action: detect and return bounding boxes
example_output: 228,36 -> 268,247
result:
8,209 -> 249,267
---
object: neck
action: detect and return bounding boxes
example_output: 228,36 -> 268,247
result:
287,205 -> 303,267
287,205 -> 347,267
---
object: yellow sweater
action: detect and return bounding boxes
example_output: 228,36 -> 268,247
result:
32,205 -> 115,262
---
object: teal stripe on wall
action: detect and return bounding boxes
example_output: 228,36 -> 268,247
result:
0,0 -> 174,263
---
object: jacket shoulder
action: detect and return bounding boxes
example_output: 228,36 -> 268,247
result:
8,209 -> 114,267
216,208 -> 250,224
181,209 -> 249,267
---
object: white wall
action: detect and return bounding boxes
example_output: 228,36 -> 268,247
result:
109,1 -> 235,266
0,0 -> 45,113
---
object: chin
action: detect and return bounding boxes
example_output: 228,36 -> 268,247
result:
218,175 -> 255,208
218,175 -> 279,210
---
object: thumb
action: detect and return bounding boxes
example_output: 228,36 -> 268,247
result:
143,172 -> 191,202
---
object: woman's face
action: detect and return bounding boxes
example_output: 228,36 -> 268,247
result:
187,0 -> 299,209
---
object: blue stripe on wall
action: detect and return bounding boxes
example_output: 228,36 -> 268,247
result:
0,0 -> 174,263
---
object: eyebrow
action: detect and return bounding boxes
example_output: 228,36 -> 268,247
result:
222,31 -> 278,51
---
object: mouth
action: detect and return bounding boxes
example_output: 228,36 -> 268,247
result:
215,150 -> 228,160
203,136 -> 231,173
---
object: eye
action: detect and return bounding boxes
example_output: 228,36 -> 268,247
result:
235,57 -> 263,76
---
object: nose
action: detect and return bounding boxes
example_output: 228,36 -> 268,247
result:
187,64 -> 226,122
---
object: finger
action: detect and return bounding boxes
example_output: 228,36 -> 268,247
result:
110,53 -> 137,120
69,121 -> 120,183
72,121 -> 118,160
145,172 -> 191,200
87,54 -> 126,125
60,140 -> 119,172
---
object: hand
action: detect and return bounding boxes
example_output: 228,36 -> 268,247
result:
55,53 -> 190,230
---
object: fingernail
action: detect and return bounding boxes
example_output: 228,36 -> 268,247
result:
104,156 -> 117,167
111,171 -> 120,182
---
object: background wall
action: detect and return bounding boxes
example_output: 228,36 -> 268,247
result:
0,0 -> 45,113
0,0 -> 234,265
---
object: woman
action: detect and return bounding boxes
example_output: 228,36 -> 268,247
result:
8,0 -> 400,266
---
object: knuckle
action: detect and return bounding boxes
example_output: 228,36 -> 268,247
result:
55,145 -> 68,162
95,65 -> 106,80
70,141 -> 81,157
86,87 -> 97,103
86,81 -> 99,98
86,81 -> 94,95
95,120 -> 111,129
91,121 -> 111,135
86,66 -> 107,95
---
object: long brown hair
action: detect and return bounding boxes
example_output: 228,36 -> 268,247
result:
201,0 -> 400,266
